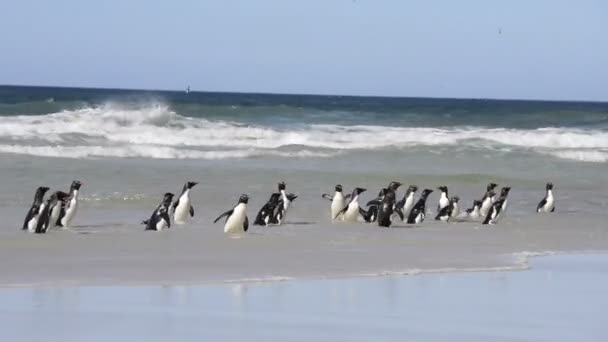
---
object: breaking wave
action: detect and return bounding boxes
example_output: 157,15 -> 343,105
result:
1,102 -> 607,162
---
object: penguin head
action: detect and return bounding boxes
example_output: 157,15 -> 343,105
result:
186,181 -> 198,189
163,193 -> 174,203
487,190 -> 496,198
354,187 -> 367,195
487,182 -> 498,191
55,191 -> 69,201
437,185 -> 448,193
286,193 -> 298,202
278,182 -> 286,191
501,187 -> 511,196
239,194 -> 249,204
421,189 -> 434,197
388,181 -> 402,191
473,200 -> 482,207
546,182 -> 553,191
71,181 -> 82,191
36,186 -> 50,197
451,196 -> 460,203
408,185 -> 419,193
335,184 -> 343,192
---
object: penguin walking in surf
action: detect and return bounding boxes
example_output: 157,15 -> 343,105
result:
214,194 -> 250,234
458,200 -> 483,221
172,181 -> 197,224
367,181 -> 402,227
336,187 -> 367,222
365,181 -> 402,223
35,191 -> 69,234
254,193 -> 281,226
144,193 -> 174,231
274,182 -> 297,225
437,186 -> 450,213
395,185 -> 418,221
435,196 -> 460,222
407,189 -> 434,224
483,187 -> 512,225
321,184 -> 351,221
479,183 -> 498,217
56,180 -> 82,228
536,182 -> 555,213
22,186 -> 50,232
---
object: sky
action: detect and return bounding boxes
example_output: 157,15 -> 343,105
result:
1,0 -> 607,101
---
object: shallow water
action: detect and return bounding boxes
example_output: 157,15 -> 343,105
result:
1,254 -> 606,341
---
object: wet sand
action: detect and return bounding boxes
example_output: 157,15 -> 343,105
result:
1,211 -> 606,287
2,254 -> 606,341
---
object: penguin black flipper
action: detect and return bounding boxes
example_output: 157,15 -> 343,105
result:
358,207 -> 373,222
551,206 -> 555,212
213,209 -> 234,223
407,207 -> 420,224
366,199 -> 382,207
22,205 -> 40,230
435,206 -> 450,221
395,207 -> 404,221
171,199 -> 180,212
55,205 -> 66,227
35,204 -> 51,234
482,207 -> 494,225
189,205 -> 194,217
244,216 -> 249,232
321,194 -> 333,201
536,198 -> 547,213
335,205 -> 349,220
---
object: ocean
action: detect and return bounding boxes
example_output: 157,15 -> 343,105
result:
0,85 -> 607,286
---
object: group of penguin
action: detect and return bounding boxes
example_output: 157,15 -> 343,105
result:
22,179 -> 556,234
22,180 -> 82,233
322,181 -> 555,227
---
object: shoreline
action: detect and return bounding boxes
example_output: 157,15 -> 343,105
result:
2,249 -> 606,290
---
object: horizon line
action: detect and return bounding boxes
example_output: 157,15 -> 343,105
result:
1,83 -> 607,105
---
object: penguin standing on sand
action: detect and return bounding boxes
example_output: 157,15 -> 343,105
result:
536,182 -> 555,213
36,191 -> 69,234
395,185 -> 418,221
56,180 -> 82,228
172,181 -> 197,224
407,189 -> 434,224
22,186 -> 50,232
483,187 -> 512,225
322,185 -> 351,221
214,194 -> 250,234
336,187 -> 367,222
437,186 -> 449,213
254,193 -> 281,226
144,193 -> 174,231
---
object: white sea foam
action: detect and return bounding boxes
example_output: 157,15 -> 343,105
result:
1,103 -> 607,161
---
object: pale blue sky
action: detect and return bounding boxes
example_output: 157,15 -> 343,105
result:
1,0 -> 607,101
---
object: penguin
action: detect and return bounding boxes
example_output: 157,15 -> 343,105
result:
336,187 -> 367,222
172,181 -> 197,224
407,189 -> 434,224
365,181 -> 402,223
395,185 -> 418,221
56,180 -> 82,228
479,188 -> 496,217
483,187 -> 511,225
462,200 -> 483,221
375,189 -> 402,227
272,192 -> 297,225
22,186 -> 50,232
214,194 -> 249,234
536,182 -> 555,213
435,196 -> 460,222
274,182 -> 297,225
144,193 -> 174,231
322,184 -> 351,221
254,193 -> 281,226
35,191 -> 69,234
437,186 -> 449,213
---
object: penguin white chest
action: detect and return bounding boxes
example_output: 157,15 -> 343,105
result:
343,197 -> 360,222
439,194 -> 449,210
403,194 -> 415,216
415,212 -> 425,224
27,203 -> 45,232
155,216 -> 169,231
173,191 -> 191,224
543,191 -> 555,212
451,203 -> 460,218
330,192 -> 345,220
49,203 -> 62,229
62,194 -> 79,227
224,204 -> 247,234
480,197 -> 493,216
470,207 -> 481,220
